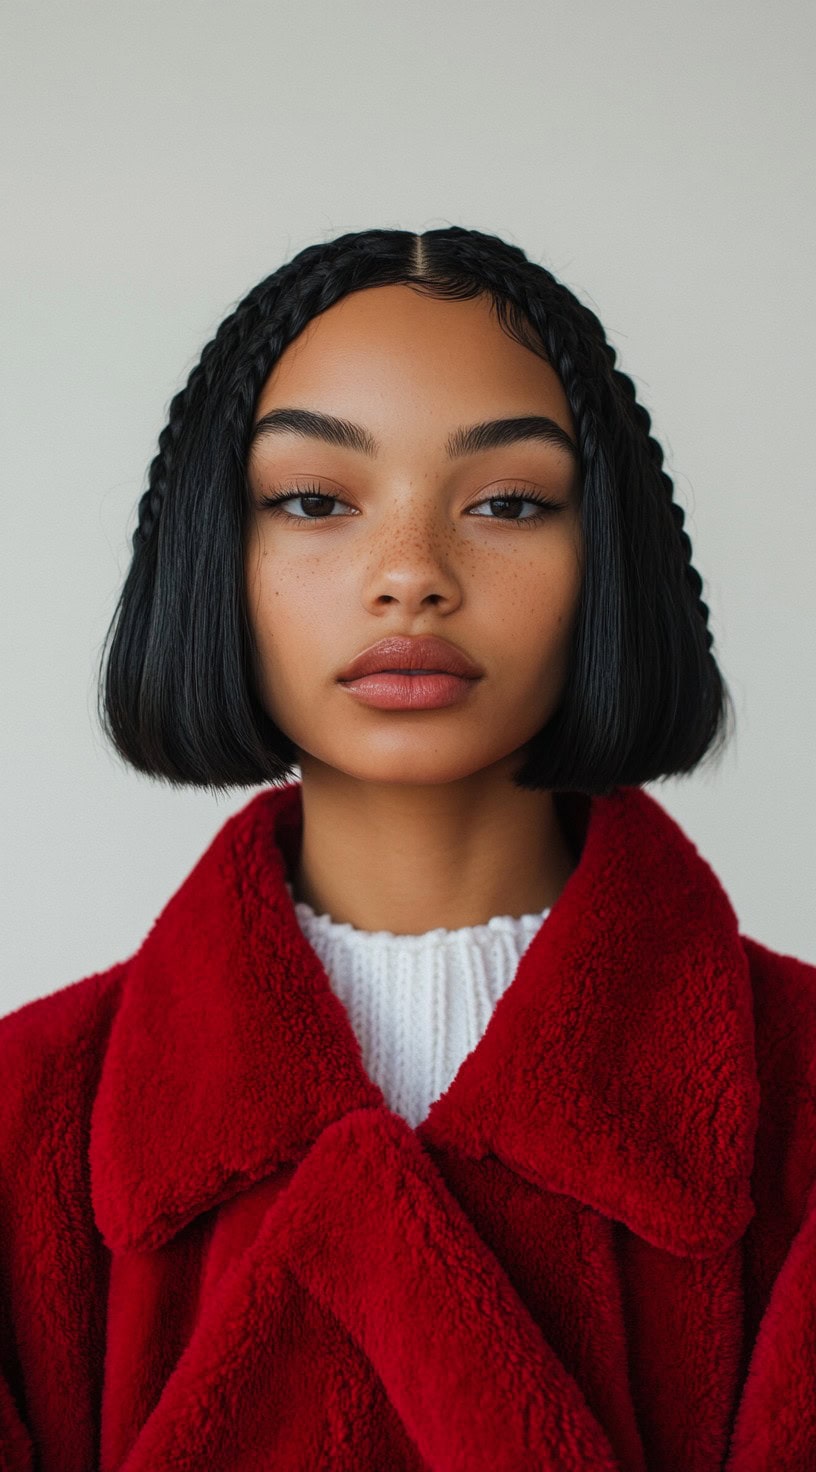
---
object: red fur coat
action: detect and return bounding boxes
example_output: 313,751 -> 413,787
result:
1,780 -> 814,1471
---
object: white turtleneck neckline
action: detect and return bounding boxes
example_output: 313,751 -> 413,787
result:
284,881 -> 550,1128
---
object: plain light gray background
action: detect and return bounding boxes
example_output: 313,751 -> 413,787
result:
2,0 -> 814,1015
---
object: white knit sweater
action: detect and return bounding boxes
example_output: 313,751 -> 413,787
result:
285,882 -> 551,1129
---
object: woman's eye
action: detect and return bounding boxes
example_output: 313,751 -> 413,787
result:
257,485 -> 565,526
258,487 -> 351,520
468,493 -> 563,523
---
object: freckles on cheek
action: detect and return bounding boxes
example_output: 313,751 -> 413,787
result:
271,564 -> 333,665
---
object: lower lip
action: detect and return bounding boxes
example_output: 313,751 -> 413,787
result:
338,672 -> 481,710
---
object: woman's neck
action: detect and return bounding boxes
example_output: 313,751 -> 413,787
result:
288,758 -> 580,935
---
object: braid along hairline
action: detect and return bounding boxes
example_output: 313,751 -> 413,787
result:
225,242 -> 432,449
468,246 -> 717,658
131,259 -> 314,551
134,239 -> 394,552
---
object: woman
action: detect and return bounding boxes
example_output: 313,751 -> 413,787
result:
1,227 -> 813,1471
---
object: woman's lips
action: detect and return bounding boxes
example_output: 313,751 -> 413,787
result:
336,636 -> 483,682
338,671 -> 481,710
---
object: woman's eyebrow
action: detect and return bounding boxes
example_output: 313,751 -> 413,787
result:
249,407 -> 580,464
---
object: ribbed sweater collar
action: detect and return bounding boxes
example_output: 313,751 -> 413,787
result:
288,882 -> 551,1129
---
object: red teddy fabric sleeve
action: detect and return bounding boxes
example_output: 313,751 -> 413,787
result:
0,966 -> 125,1472
0,1371 -> 33,1472
726,1173 -> 816,1470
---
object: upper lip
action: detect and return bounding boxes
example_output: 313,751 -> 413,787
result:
337,636 -> 484,681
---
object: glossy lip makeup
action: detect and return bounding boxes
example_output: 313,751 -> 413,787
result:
337,671 -> 482,710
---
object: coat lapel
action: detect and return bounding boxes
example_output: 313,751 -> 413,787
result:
89,779 -> 759,1261
418,781 -> 760,1258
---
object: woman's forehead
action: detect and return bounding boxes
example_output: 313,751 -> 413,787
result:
252,284 -> 575,438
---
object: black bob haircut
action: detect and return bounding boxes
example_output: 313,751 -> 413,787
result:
97,226 -> 734,797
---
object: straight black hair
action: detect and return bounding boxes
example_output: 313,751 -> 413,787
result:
97,226 -> 734,796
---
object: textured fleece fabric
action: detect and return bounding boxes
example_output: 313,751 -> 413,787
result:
0,779 -> 814,1472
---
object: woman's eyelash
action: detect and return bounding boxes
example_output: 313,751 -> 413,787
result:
256,483 -> 565,527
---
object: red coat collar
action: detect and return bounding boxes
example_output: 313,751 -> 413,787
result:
89,781 -> 760,1259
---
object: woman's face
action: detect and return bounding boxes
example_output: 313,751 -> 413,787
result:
244,283 -> 584,787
